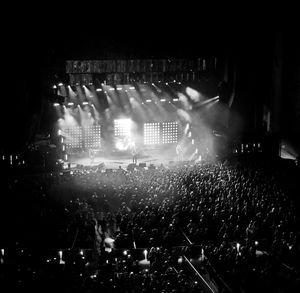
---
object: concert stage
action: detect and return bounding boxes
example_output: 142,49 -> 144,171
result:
67,146 -> 187,170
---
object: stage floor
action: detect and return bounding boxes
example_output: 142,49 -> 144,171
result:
68,147 -> 185,169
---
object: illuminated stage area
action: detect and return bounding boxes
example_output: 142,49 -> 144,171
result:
68,146 -> 185,169
52,81 -> 227,169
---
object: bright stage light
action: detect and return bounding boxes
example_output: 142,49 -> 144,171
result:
186,87 -> 200,102
82,102 -> 89,105
160,99 -> 166,102
129,86 -> 135,90
146,99 -> 151,103
173,98 -> 179,102
114,119 -> 132,137
117,87 -> 122,90
53,103 -> 60,106
109,88 -> 115,91
58,83 -> 63,86
68,102 -> 74,106
115,140 -> 128,151
53,85 -> 57,89
96,88 -> 102,92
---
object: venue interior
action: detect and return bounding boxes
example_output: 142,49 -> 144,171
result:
0,25 -> 299,293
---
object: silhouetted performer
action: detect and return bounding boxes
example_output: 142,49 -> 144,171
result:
176,144 -> 183,161
131,142 -> 138,164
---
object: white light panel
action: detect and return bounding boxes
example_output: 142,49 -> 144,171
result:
64,125 -> 101,149
162,122 -> 178,144
114,119 -> 131,137
144,123 -> 160,145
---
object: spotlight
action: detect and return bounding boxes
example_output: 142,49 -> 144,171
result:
129,86 -> 135,90
109,88 -> 115,91
116,87 -> 122,90
96,88 -> 102,92
172,98 -> 179,102
165,82 -> 169,85
160,99 -> 166,102
68,102 -> 74,106
58,83 -> 63,86
146,99 -> 152,103
53,103 -> 60,106
53,85 -> 57,89
82,102 -> 89,105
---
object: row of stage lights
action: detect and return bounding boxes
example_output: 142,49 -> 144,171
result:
53,81 -> 182,90
52,82 -> 183,107
53,98 -> 180,107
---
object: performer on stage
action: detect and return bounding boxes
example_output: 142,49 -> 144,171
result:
176,143 -> 183,162
130,141 -> 138,164
89,149 -> 96,165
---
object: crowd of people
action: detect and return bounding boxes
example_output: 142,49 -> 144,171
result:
1,156 -> 300,292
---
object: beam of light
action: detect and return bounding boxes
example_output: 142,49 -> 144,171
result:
129,96 -> 148,121
184,123 -> 190,135
199,96 -> 219,106
178,92 -> 192,111
68,85 -> 77,99
177,109 -> 191,123
78,105 -> 95,127
185,87 -> 201,102
53,103 -> 60,106
90,104 -> 101,122
205,99 -> 219,110
83,85 -> 94,98
76,85 -> 86,102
